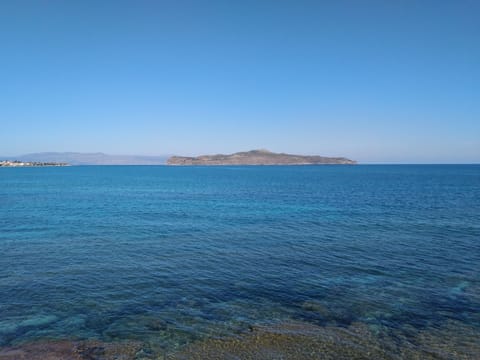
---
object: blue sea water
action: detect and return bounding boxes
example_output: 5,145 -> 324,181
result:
0,165 -> 479,353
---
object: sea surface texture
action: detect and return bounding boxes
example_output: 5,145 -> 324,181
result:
1,165 -> 479,358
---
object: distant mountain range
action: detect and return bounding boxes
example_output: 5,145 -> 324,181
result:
167,149 -> 356,165
1,152 -> 169,165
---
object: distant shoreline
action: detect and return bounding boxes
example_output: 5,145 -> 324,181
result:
0,160 -> 69,167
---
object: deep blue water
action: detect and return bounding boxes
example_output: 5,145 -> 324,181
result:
0,165 -> 479,351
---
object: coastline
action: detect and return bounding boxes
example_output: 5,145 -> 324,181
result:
1,319 -> 478,359
0,161 -> 68,167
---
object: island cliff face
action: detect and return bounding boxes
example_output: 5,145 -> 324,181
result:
167,150 -> 356,166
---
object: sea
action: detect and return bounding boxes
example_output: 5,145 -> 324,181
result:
0,165 -> 479,358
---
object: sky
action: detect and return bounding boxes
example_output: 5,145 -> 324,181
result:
1,0 -> 479,163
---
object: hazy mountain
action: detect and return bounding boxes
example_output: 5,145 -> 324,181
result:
5,152 -> 169,165
167,149 -> 356,165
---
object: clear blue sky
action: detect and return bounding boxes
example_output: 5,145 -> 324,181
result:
1,0 -> 479,163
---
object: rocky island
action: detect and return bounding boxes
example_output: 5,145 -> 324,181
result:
167,149 -> 356,166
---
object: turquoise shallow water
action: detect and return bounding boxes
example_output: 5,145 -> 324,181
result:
0,165 -> 479,353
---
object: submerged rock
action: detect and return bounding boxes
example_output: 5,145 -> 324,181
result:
169,320 -> 480,360
1,320 -> 479,359
20,315 -> 58,328
169,322 -> 392,360
300,300 -> 332,317
0,340 -> 143,360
